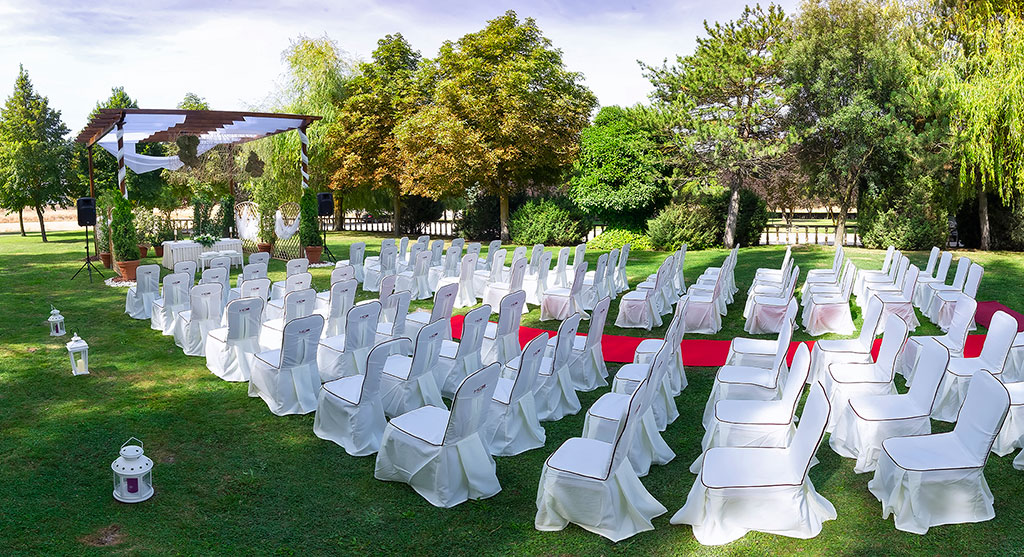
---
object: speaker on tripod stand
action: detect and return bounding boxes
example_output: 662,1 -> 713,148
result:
72,197 -> 104,282
317,192 -> 337,263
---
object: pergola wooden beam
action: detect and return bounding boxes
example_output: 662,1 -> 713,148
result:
75,108 -> 321,147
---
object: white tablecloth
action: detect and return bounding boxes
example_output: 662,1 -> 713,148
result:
162,239 -> 243,269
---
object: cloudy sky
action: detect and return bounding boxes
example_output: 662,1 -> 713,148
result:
0,0 -> 800,135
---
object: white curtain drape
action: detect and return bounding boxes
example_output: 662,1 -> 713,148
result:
275,210 -> 300,240
235,204 -> 259,241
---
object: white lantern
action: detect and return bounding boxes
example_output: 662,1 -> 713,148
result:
48,307 -> 66,337
66,333 -> 89,376
111,437 -> 154,503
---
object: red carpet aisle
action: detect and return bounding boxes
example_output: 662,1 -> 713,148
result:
449,315 -> 987,367
976,301 -> 1024,332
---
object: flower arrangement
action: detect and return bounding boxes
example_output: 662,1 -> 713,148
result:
192,233 -> 218,248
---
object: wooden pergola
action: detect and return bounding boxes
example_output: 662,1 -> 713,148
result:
75,108 -> 321,198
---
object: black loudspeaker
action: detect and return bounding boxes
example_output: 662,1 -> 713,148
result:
316,192 -> 334,217
77,197 -> 96,226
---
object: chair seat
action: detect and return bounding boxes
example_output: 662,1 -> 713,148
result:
546,287 -> 572,297
714,399 -> 793,425
730,338 -> 776,356
382,354 -> 413,380
440,340 -> 459,359
389,405 -> 450,446
701,446 -> 801,488
881,432 -> 983,471
254,349 -> 281,367
614,362 -> 650,385
319,334 -> 346,353
546,437 -> 613,480
407,311 -> 431,325
208,326 -> 228,343
848,395 -> 927,421
947,358 -> 989,378
717,365 -> 778,389
587,392 -> 628,422
492,376 -> 514,405
322,375 -> 364,405
828,363 -> 890,384
816,339 -> 867,354
622,290 -> 648,301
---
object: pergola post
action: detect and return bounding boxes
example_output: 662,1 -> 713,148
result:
116,116 -> 127,199
298,122 -> 309,190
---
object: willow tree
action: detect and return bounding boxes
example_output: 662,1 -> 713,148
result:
936,2 -> 1024,249
642,4 -> 790,247
397,11 -> 597,240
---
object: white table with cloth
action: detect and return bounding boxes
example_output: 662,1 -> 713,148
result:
162,239 -> 243,269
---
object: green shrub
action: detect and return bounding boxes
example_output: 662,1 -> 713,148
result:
510,198 -> 592,246
736,189 -> 769,247
647,189 -> 768,250
861,208 -> 949,250
133,207 -> 157,246
454,189 -> 524,240
587,227 -> 654,251
192,194 -> 218,236
110,195 -> 140,261
398,195 -> 444,235
216,194 -> 235,238
299,189 -> 322,247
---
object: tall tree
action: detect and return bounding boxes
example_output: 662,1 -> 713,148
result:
642,4 -> 790,247
330,33 -> 420,232
397,11 -> 597,240
0,65 -> 73,242
783,0 -> 917,242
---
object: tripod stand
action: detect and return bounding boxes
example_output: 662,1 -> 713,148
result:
71,225 -> 104,282
320,218 -> 337,263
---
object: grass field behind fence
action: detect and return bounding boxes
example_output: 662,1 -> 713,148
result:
1,229 -> 1023,555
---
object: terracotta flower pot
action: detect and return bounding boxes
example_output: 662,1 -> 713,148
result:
305,245 -> 323,264
138,245 -> 149,258
154,245 -> 164,257
257,242 -> 273,253
117,259 -> 140,281
100,252 -> 112,269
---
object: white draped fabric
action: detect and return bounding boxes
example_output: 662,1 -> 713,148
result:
150,272 -> 191,335
248,314 -> 325,416
379,319 -> 446,418
125,264 -> 160,319
317,301 -> 382,382
436,305 -> 489,397
235,203 -> 259,241
274,210 -> 300,240
534,314 -> 583,422
931,311 -> 1017,422
484,334 -> 548,456
206,297 -> 264,382
172,283 -> 224,356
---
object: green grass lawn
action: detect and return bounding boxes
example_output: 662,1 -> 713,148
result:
2,229 -> 1023,555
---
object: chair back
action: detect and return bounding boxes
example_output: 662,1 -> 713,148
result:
488,249 -> 507,281
201,266 -> 227,286
963,263 -> 984,298
571,243 -> 586,268
379,275 -> 397,309
457,305 -> 491,371
529,244 -> 545,274
482,240 -> 501,267
443,363 -> 500,445
225,297 -> 264,341
161,272 -> 190,308
875,314 -> 910,378
949,256 -> 971,289
593,253 -> 608,286
568,263 -> 588,312
899,265 -> 920,298
933,251 -> 952,282
607,248 -> 619,284
284,272 -> 312,295
606,378 -> 649,480
344,301 -> 382,353
189,283 -> 223,321
944,295 -> 978,352
924,247 -> 940,276
279,314 -> 324,368
534,250 -> 552,286
361,338 -> 409,404
443,245 -> 461,277
762,321 -> 794,387
791,382 -> 831,480
286,258 -> 309,277
241,262 -> 267,283
429,283 -> 459,324
379,243 -> 398,276
466,242 -> 481,262
416,234 -> 430,247
430,239 -> 445,266
506,333 -> 547,404
450,238 -> 465,252
457,254 -> 476,285
248,252 -> 270,266
412,250 -> 431,277
241,278 -> 271,301
618,243 -> 631,272
978,311 -> 1017,374
779,344 -> 811,418
331,265 -> 355,284
831,246 -> 845,273
553,313 -> 583,370
136,264 -> 160,295
210,256 -> 231,272
410,318 -> 446,379
508,257 -> 528,290
282,288 -> 316,321
326,279 -> 358,334
651,255 -> 673,299
511,246 -> 527,265
496,290 -> 527,338
174,260 -> 197,283
398,236 -> 409,260
838,261 -> 857,299
406,242 -> 425,269
554,247 -> 570,281
585,297 -> 611,350
880,245 -> 895,273
856,296 -> 885,352
348,242 -> 365,266
384,290 -> 411,337
952,370 -> 1011,461
907,343 -> 951,414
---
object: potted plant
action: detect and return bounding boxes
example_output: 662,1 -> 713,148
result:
250,180 -> 278,253
111,195 -> 141,280
299,189 -> 323,263
133,207 -> 157,258
152,217 -> 175,257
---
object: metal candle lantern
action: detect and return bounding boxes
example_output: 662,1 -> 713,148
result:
111,437 -> 154,503
48,307 -> 66,337
65,333 -> 89,376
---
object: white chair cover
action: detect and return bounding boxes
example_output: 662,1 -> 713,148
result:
473,248 -> 506,297
914,249 -> 951,307
672,382 -> 836,545
375,289 -> 411,343
200,266 -> 230,307
504,246 -> 527,278
379,318 -> 446,418
477,239 -> 501,270
993,380 -> 1024,457
151,272 -> 190,335
540,263 -> 588,322
230,262 -> 268,299
725,302 -> 798,368
614,243 -> 631,293
855,247 -> 898,298
568,296 -> 611,392
482,257 -> 527,312
436,304 -> 490,397
483,333 -> 548,456
830,343 -> 949,473
682,267 -> 724,335
931,263 -> 983,331
745,292 -> 798,335
238,278 -> 271,306
364,243 -> 397,293
317,301 -> 382,382
406,282 -> 458,340
579,253 -> 608,311
632,300 -> 689,396
429,244 -> 461,292
438,254 -> 476,309
920,255 -> 970,320
807,296 -> 884,385
248,252 -> 270,266
265,272 -> 313,319
318,279 -> 358,338
898,295 -> 976,384
173,260 -> 197,284
482,290 -> 526,366
172,283 -> 224,356
376,275 -> 397,323
260,288 -> 316,351
565,243 -> 586,281
801,261 -> 857,336
205,297 -> 264,382
931,311 -> 1016,422
339,241 -> 365,283
125,264 -> 160,319
875,264 -> 921,332
270,257 -> 309,300
313,338 -> 403,456
523,250 -> 551,306
534,313 -> 583,422
551,246 -> 570,288
248,314 -> 325,416
374,363 -> 501,508
535,378 -> 666,542
527,243 -> 544,276
465,242 -> 481,268
396,250 -> 433,301
605,248 -> 620,299
614,258 -> 668,330
868,370 -> 1009,534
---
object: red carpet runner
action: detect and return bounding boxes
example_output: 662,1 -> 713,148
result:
976,301 -> 1024,332
449,315 -> 986,367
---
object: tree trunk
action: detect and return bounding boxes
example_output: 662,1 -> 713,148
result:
333,195 -> 344,231
392,187 -> 402,235
978,185 -> 990,250
18,208 -> 25,236
723,179 -> 741,248
35,205 -> 48,242
835,202 -> 849,247
499,193 -> 510,242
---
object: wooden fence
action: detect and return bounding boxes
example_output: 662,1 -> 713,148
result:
761,224 -> 861,246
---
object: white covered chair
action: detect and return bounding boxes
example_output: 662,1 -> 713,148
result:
875,264 -> 921,332
150,272 -> 190,335
317,278 -> 358,339
681,268 -> 725,335
316,265 -> 355,311
236,278 -> 271,307
725,302 -> 798,369
172,283 -> 224,356
205,297 -> 264,382
405,282 -> 458,340
914,248 -> 951,307
317,301 -> 382,382
585,346 -> 675,477
541,263 -> 590,323
374,362 -> 501,508
919,255 -> 970,320
858,254 -> 909,310
437,254 -> 476,309
435,304 -> 490,398
526,243 -> 545,277
801,261 -> 857,336
200,266 -> 230,308
578,253 -> 608,311
692,344 -> 812,474
248,314 -> 325,416
260,288 -> 316,351
638,254 -> 678,315
534,313 -> 583,422
898,294 -> 976,385
375,289 -> 411,344
854,246 -> 897,299
830,342 -> 950,473
565,243 -> 586,281
993,380 -> 1024,459
557,296 -> 611,392
604,248 -> 620,300
672,382 -> 835,545
801,258 -> 853,302
476,239 -> 501,270
378,318 -> 446,418
801,246 -> 844,290
614,242 -> 630,294
173,259 -> 197,284
473,248 -> 506,298
807,296 -> 884,386
631,300 -> 689,396
429,244 -> 460,292
464,241 -> 481,268
125,264 -> 160,319
313,338 -> 402,456
551,246 -> 570,288
270,257 -> 309,300
248,251 -> 270,267
535,378 -> 666,542
482,290 -> 526,366
395,250 -> 433,301
265,272 -> 313,321
523,250 -> 551,307
744,273 -> 799,335
614,258 -> 668,330
482,257 -> 527,313
228,262 -> 268,301
868,370 -> 1010,534
483,333 -> 548,456
931,311 -> 1016,422
503,246 -> 527,279
930,262 -> 983,331
338,241 -> 365,283
363,242 -> 397,293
